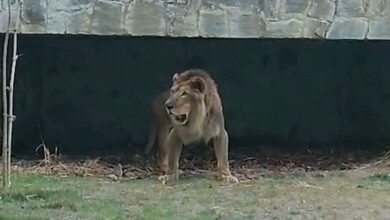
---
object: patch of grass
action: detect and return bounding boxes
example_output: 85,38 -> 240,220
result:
0,173 -> 125,220
140,205 -> 174,220
1,170 -> 390,219
0,215 -> 43,220
1,188 -> 74,202
365,173 -> 390,183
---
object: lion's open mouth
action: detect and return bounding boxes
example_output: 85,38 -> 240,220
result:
174,114 -> 187,124
168,113 -> 188,125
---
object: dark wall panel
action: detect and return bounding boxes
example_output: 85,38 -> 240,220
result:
1,34 -> 390,155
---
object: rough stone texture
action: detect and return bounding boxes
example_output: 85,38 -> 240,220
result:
199,7 -> 228,37
22,0 -> 46,24
367,20 -> 390,39
367,0 -> 390,18
259,0 -> 280,20
188,0 -> 202,12
126,0 -> 166,36
166,5 -> 198,37
0,0 -> 389,39
91,0 -> 125,35
46,11 -> 68,34
303,19 -> 330,38
66,9 -> 93,34
0,6 -> 8,33
265,19 -> 303,38
327,18 -> 368,39
279,0 -> 311,19
308,0 -> 336,21
218,0 -> 259,12
228,11 -> 265,38
336,0 -> 367,18
46,0 -> 94,34
21,0 -> 46,33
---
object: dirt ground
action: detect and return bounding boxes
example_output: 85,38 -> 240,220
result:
0,150 -> 389,220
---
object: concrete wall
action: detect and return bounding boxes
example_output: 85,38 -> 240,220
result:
3,34 -> 390,156
1,0 -> 390,39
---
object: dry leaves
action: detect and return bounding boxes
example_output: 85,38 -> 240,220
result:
3,149 -> 388,181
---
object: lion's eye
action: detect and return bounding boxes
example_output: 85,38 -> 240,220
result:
180,91 -> 187,97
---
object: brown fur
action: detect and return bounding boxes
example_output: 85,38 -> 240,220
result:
145,69 -> 238,184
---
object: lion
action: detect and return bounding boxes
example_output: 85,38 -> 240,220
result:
145,69 -> 238,184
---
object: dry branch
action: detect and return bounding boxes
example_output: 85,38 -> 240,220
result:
2,0 -> 20,190
1,0 -> 12,190
6,0 -> 21,188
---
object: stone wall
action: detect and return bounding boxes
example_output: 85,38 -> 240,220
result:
1,0 -> 390,39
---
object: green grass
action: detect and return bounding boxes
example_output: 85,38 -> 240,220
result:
0,174 -> 124,220
1,170 -> 390,220
366,173 -> 390,183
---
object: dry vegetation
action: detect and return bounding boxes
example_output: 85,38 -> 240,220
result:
9,147 -> 389,181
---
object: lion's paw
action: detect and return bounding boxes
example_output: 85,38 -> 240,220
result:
157,173 -> 179,185
220,174 -> 239,184
157,175 -> 169,185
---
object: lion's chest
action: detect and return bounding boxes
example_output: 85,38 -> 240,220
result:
176,123 -> 217,145
177,127 -> 205,145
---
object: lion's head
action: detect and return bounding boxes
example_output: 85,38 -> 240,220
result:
164,72 -> 208,126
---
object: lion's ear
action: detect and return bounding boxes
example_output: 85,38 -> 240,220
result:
190,77 -> 206,94
172,73 -> 179,83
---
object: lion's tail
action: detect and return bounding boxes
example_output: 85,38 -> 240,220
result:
144,126 -> 156,155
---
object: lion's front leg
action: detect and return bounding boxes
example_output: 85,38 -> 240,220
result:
158,133 -> 183,185
212,130 -> 238,183
156,128 -> 169,173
